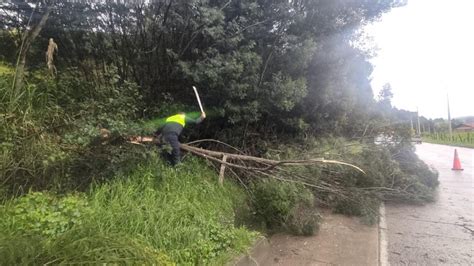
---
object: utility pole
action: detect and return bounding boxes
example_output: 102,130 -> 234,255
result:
447,94 -> 452,140
410,117 -> 414,133
417,108 -> 421,135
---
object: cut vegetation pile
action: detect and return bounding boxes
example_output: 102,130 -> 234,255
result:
201,137 -> 440,227
262,137 -> 439,223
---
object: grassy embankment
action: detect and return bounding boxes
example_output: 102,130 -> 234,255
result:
422,132 -> 474,148
0,155 -> 258,265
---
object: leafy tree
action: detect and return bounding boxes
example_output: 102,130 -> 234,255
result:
1,0 -> 406,142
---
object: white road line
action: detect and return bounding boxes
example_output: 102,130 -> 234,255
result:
379,202 -> 389,266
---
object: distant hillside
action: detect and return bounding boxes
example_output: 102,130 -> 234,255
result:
455,116 -> 474,123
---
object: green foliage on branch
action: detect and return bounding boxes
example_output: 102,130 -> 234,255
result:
262,136 -> 439,224
250,179 -> 320,236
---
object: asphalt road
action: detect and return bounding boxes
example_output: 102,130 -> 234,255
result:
385,143 -> 473,265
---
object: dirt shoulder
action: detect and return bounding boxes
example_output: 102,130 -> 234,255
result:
265,209 -> 379,266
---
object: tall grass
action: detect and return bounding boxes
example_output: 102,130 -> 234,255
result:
0,155 -> 257,265
423,132 -> 474,148
0,63 -> 147,193
87,155 -> 257,263
1,65 -> 71,194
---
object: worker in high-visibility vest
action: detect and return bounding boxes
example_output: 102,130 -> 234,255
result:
159,112 -> 206,165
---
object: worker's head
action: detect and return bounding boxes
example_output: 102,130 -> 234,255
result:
178,112 -> 185,115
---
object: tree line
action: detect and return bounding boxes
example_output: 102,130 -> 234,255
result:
1,0 -> 420,193
1,0 -> 406,144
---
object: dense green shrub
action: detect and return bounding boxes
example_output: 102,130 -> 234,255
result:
251,179 -> 319,235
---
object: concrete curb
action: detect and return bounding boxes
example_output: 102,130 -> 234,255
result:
230,236 -> 271,266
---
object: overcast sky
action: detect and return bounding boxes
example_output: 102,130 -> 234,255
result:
366,0 -> 474,119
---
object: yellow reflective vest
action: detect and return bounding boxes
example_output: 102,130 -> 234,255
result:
165,114 -> 186,127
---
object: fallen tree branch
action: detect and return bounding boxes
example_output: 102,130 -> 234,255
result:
186,139 -> 246,154
180,144 -> 366,174
123,135 -> 435,210
126,136 -> 365,174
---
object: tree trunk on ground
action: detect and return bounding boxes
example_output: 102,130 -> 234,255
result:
125,136 -> 365,173
12,5 -> 52,99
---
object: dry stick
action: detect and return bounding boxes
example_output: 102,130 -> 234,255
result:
255,170 -> 345,195
184,146 -> 357,197
276,167 -> 342,190
46,38 -> 58,75
277,173 -> 347,196
11,0 -> 38,95
228,167 -> 251,194
184,144 -> 328,189
218,154 -> 227,185
182,146 -> 264,170
183,143 -> 310,163
126,137 -> 365,173
186,139 -> 246,154
219,0 -> 232,10
181,144 -> 366,174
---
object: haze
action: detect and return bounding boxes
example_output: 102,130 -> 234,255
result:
367,0 -> 474,119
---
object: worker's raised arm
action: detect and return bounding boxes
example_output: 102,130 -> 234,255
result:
185,112 -> 206,124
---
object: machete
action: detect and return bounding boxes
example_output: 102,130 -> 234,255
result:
192,86 -> 204,113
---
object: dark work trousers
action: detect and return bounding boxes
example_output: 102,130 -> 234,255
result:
162,132 -> 181,166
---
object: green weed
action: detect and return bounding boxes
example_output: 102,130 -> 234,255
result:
0,155 -> 258,265
1,192 -> 91,237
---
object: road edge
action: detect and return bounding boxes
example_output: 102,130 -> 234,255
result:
417,141 -> 474,150
379,202 -> 389,266
230,236 -> 270,266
